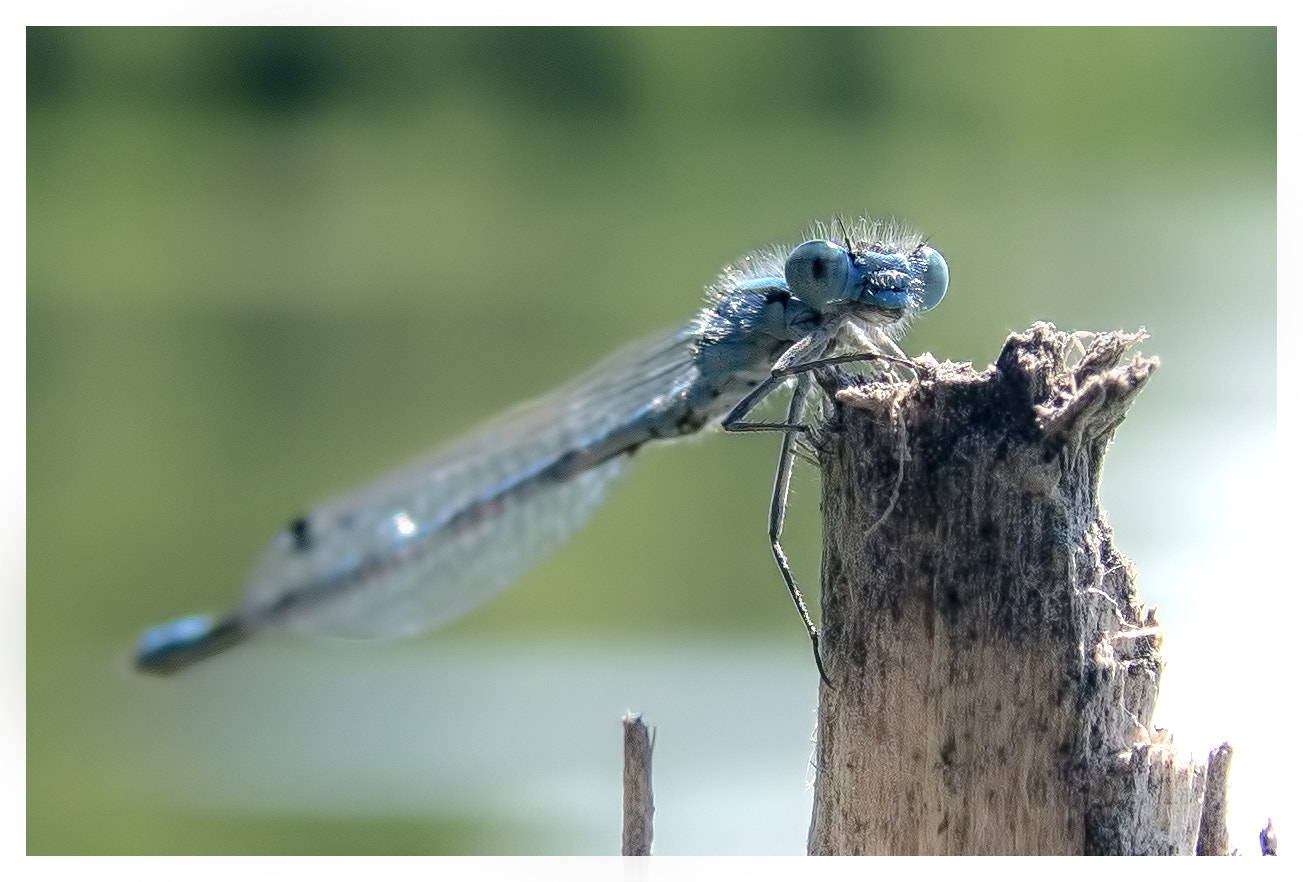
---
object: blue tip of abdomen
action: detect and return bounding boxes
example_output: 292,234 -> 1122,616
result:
136,613 -> 247,675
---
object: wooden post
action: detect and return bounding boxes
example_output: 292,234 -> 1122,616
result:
806,323 -> 1228,855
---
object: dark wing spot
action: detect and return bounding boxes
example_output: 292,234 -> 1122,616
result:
288,516 -> 313,552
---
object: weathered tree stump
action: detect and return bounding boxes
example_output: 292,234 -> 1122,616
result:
806,323 -> 1228,855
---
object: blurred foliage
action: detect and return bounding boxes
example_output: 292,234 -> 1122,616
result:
27,27 -> 1275,139
27,27 -> 1275,855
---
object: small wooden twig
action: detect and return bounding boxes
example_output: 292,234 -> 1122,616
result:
622,712 -> 655,856
1197,743 -> 1234,855
1260,818 -> 1277,856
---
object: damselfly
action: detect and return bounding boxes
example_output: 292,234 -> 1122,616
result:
136,218 -> 948,683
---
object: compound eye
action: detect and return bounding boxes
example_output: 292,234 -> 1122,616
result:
915,245 -> 949,312
785,239 -> 854,310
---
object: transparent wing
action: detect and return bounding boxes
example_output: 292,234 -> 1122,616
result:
237,326 -> 701,641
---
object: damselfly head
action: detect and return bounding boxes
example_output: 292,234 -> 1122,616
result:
784,237 -> 948,316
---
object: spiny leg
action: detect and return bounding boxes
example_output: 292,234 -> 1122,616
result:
723,371 -> 831,685
765,372 -> 832,686
772,349 -> 913,380
722,346 -> 919,687
721,349 -> 910,437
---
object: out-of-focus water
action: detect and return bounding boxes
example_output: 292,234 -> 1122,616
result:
88,637 -> 822,855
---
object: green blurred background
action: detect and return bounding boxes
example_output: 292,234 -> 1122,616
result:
27,27 -> 1277,855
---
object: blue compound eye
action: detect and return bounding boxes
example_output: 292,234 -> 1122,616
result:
916,245 -> 949,312
784,239 -> 855,310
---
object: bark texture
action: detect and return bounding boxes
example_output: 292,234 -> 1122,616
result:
622,712 -> 655,856
806,323 -> 1223,855
1196,743 -> 1234,855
